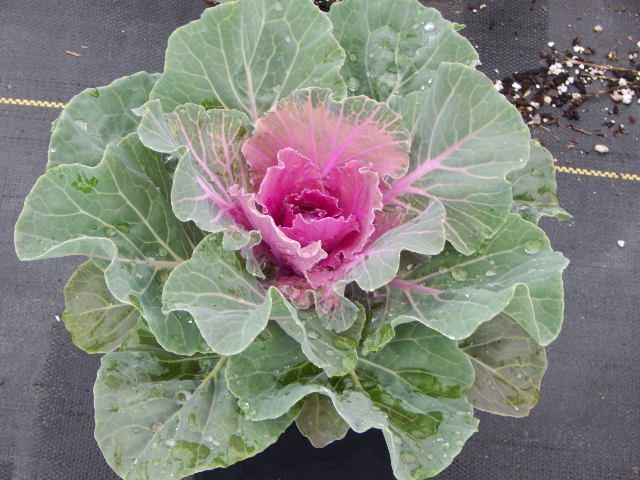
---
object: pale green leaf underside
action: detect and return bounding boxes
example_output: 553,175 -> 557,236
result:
383,214 -> 568,345
295,394 -> 350,448
62,260 -> 139,353
227,324 -> 478,479
150,0 -> 347,120
15,134 -> 206,355
94,325 -> 294,480
48,72 -> 158,169
348,199 -> 446,292
391,62 -> 531,255
137,100 -> 253,233
461,313 -> 548,417
330,0 -> 479,101
509,140 -> 571,223
162,233 -> 270,355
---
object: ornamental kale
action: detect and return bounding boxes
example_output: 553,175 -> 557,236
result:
14,0 -> 569,479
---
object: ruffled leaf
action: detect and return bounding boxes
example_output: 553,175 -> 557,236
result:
94,324 -> 294,480
227,324 -> 479,480
388,62 -> 531,255
15,134 -> 206,355
137,101 -> 253,233
347,199 -> 446,292
461,313 -> 548,417
377,214 -> 568,345
162,233 -> 272,355
509,141 -> 571,223
243,88 -> 410,184
62,260 -> 139,353
48,72 -> 158,169
231,188 -> 328,275
150,0 -> 346,120
329,0 -> 479,101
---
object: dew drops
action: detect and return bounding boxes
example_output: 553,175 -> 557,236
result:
174,390 -> 191,406
75,120 -> 88,132
164,438 -> 176,448
424,22 -> 436,32
524,239 -> 542,254
188,413 -> 197,426
284,35 -> 291,43
451,267 -> 468,282
273,2 -> 283,11
49,147 -> 57,153
485,269 -> 496,277
349,52 -> 358,62
307,330 -> 320,340
151,422 -> 163,433
347,77 -> 361,92
400,451 -> 416,464
515,372 -> 523,379
133,427 -> 141,434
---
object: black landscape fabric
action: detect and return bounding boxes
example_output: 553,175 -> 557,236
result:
0,1 -> 638,479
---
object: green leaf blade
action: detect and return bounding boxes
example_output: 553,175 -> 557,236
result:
94,326 -> 294,479
162,233 -> 271,355
228,323 -> 479,479
381,214 -> 568,345
62,261 -> 140,353
509,141 -> 571,223
390,63 -> 531,255
150,0 -> 347,120
461,313 -> 548,417
330,0 -> 479,101
15,134 -> 206,355
295,394 -> 350,448
48,72 -> 158,169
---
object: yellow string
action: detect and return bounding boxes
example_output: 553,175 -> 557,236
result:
0,96 -> 67,109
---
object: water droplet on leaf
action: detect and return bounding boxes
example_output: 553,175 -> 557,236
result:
451,267 -> 468,282
347,77 -> 361,91
524,239 -> 542,254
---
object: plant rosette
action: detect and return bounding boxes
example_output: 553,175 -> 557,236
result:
14,0 -> 569,479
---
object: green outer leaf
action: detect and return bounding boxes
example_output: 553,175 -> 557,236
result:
509,140 -> 571,223
271,292 -> 365,377
162,233 -> 271,355
347,199 -> 446,292
94,325 -> 294,480
15,134 -> 206,355
329,0 -> 479,101
136,101 -> 253,233
150,0 -> 347,120
295,393 -> 350,448
357,323 -> 475,399
48,72 -> 158,169
461,313 -> 548,417
390,62 -> 531,255
382,214 -> 568,345
62,260 -> 139,353
227,324 -> 479,479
